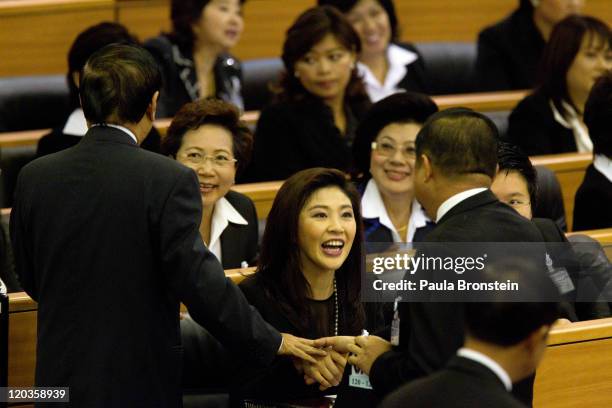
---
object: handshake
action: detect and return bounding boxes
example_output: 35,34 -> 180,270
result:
278,333 -> 393,391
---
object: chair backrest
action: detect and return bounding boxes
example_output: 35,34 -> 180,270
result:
414,41 -> 477,95
534,165 -> 567,231
0,75 -> 70,132
242,58 -> 284,111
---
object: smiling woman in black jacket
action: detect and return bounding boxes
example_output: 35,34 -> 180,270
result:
244,6 -> 371,182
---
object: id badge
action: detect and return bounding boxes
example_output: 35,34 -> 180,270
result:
550,267 -> 575,295
348,365 -> 373,389
390,296 -> 401,346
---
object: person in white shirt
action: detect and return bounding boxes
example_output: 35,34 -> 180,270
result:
318,0 -> 429,101
162,98 -> 258,269
352,92 -> 438,244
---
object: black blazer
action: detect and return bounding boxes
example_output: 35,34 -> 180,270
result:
145,35 -> 243,118
573,164 -> 612,231
380,356 -> 525,408
474,6 -> 545,91
10,126 -> 280,408
393,42 -> 430,94
220,190 -> 259,269
244,97 -> 369,182
507,91 -> 577,156
369,190 -> 544,400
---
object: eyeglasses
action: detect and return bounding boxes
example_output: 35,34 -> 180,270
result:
371,141 -> 416,160
181,151 -> 237,168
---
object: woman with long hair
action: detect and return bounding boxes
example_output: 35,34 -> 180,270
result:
246,6 -> 371,182
507,15 -> 611,155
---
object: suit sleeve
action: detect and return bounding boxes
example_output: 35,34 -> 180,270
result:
9,172 -> 37,299
160,169 -> 281,366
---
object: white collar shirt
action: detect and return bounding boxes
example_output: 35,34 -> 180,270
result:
457,348 -> 512,391
436,188 -> 487,223
91,123 -> 138,144
62,108 -> 88,136
593,154 -> 612,184
549,100 -> 593,153
357,44 -> 418,103
361,179 -> 430,242
208,196 -> 248,264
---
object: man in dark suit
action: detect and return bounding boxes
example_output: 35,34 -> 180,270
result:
380,259 -> 561,408
573,72 -> 612,231
10,44 -> 323,408
327,109 -> 546,405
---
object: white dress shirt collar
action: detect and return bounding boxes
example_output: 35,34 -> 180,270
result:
91,123 -> 139,144
549,100 -> 593,153
62,108 -> 88,136
357,44 -> 418,102
593,154 -> 612,184
208,196 -> 248,264
436,188 -> 487,223
457,348 -> 512,391
361,179 -> 430,242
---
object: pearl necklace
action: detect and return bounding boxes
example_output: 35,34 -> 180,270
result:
333,278 -> 338,336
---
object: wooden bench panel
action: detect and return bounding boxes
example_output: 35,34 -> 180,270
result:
0,0 -> 115,77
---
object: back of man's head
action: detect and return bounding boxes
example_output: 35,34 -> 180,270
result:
465,258 -> 561,347
416,108 -> 499,179
584,70 -> 612,158
80,44 -> 161,125
67,22 -> 138,108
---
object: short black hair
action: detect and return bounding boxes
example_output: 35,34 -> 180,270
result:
584,70 -> 612,158
352,92 -> 438,179
465,258 -> 561,346
415,108 -> 499,179
497,141 -> 538,208
317,0 -> 400,41
67,22 -> 138,109
80,44 -> 161,124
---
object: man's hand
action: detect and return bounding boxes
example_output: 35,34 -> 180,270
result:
313,336 -> 356,353
302,349 -> 347,390
279,333 -> 327,364
347,335 -> 392,375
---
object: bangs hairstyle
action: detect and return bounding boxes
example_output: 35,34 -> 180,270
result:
80,44 -> 161,124
317,0 -> 400,41
497,141 -> 538,208
352,92 -> 438,179
257,168 -> 365,336
277,6 -> 365,102
162,99 -> 253,175
169,0 -> 246,54
416,108 -> 499,179
584,70 -> 612,157
538,15 -> 611,118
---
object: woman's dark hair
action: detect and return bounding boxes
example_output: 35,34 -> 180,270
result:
317,0 -> 400,41
67,22 -> 138,109
257,168 -> 365,336
352,92 -> 438,179
276,6 -> 368,104
162,99 -> 253,175
538,15 -> 611,117
168,0 -> 246,55
584,70 -> 612,158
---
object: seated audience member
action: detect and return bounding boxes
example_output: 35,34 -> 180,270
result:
380,259 -> 562,408
475,0 -> 584,91
352,92 -> 437,243
161,99 -> 257,269
318,0 -> 428,101
37,22 -> 160,157
246,6 -> 371,182
492,141 -> 611,319
234,168 -> 367,403
573,71 -> 612,231
145,0 -> 245,118
507,15 -> 612,156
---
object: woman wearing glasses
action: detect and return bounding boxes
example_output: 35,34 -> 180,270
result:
162,98 -> 258,269
245,6 -> 371,182
352,92 -> 437,243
